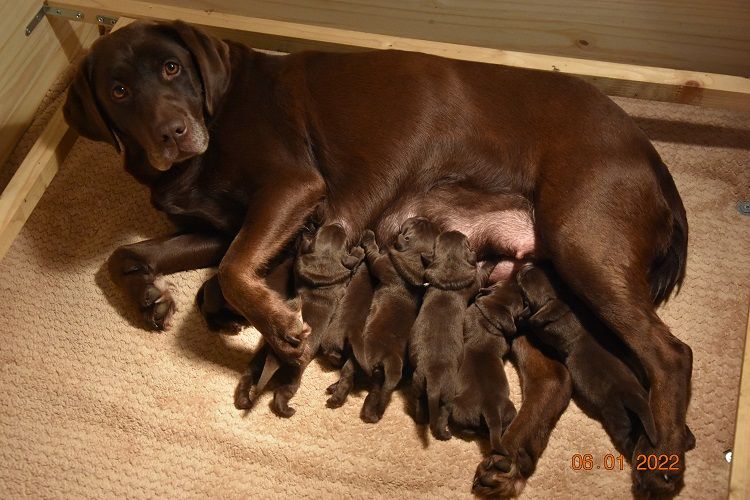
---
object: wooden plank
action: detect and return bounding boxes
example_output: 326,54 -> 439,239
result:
0,0 -> 98,169
0,107 -> 75,260
729,305 -> 750,499
53,0 -> 750,111
144,0 -> 750,78
0,17 -> 133,262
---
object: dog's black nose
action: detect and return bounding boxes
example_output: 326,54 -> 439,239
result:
159,119 -> 187,143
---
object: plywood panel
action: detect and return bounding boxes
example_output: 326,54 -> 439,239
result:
52,0 -> 750,112
148,0 -> 750,77
0,0 -> 98,167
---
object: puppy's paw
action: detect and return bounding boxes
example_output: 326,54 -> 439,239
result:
141,276 -> 176,330
360,392 -> 383,423
360,229 -> 376,248
631,436 -> 686,498
272,400 -> 297,418
433,426 -> 452,441
234,375 -> 258,410
326,393 -> 346,409
472,448 -> 527,498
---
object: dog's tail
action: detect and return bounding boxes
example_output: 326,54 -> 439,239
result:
649,160 -> 688,306
623,391 -> 658,447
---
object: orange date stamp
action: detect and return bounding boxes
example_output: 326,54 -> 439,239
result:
570,454 -> 681,471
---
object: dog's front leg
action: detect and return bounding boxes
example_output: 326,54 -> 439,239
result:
108,232 -> 230,330
218,172 -> 326,364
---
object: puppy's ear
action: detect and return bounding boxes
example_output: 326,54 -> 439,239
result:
389,248 -> 427,287
171,20 -> 231,116
475,301 -> 516,337
63,54 -> 120,152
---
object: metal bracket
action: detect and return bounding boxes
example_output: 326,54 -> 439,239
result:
25,4 -> 119,37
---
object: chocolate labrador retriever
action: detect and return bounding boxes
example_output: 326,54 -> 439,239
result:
64,19 -> 691,495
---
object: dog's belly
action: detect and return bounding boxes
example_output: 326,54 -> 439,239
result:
368,185 -> 537,262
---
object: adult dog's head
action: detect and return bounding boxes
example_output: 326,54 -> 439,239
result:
63,20 -> 231,177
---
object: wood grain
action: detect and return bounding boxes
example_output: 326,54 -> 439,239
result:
52,0 -> 750,111
0,0 -> 98,168
0,17 -> 133,262
126,0 -> 750,77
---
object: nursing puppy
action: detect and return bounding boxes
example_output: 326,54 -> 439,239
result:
516,265 -> 657,456
324,256 -> 375,408
452,279 -> 525,449
235,224 -> 364,416
358,217 -> 439,422
409,231 -> 479,440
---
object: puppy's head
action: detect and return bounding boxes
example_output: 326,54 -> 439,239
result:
63,20 -> 230,178
424,231 -> 477,290
516,264 -> 559,310
389,217 -> 439,286
474,282 -> 526,337
296,224 -> 361,286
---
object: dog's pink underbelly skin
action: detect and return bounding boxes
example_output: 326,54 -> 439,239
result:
367,185 -> 537,264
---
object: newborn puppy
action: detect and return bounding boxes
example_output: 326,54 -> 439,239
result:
358,217 -> 439,423
451,279 -> 525,449
235,224 -> 363,416
516,264 -> 657,456
324,253 -> 375,408
409,230 -> 480,440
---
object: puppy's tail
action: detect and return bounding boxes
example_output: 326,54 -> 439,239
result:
623,391 -> 658,447
649,159 -> 688,306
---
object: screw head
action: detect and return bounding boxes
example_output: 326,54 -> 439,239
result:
97,16 -> 104,22
738,201 -> 750,215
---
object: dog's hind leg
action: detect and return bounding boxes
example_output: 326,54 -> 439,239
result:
535,159 -> 693,496
473,336 -> 571,498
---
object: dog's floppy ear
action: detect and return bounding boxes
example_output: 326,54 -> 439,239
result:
424,260 -> 476,291
63,54 -> 120,152
389,248 -> 427,287
171,20 -> 231,116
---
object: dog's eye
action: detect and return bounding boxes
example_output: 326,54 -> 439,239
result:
163,61 -> 181,78
111,85 -> 127,99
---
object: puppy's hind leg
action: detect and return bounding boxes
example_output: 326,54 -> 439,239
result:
327,358 -> 356,408
271,366 -> 304,418
429,383 -> 453,441
235,343 -> 269,410
361,364 -> 385,423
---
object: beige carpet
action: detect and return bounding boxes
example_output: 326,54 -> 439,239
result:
0,89 -> 748,499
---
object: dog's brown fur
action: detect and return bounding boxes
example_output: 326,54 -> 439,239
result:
409,231 -> 479,440
451,279 -> 525,450
516,264 -> 660,458
235,224 -> 363,416
358,218 -> 439,423
65,20 -> 692,493
473,335 -> 572,497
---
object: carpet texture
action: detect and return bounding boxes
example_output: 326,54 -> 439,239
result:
0,87 -> 748,499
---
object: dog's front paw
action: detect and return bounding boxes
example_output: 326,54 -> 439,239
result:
472,447 -> 528,498
141,276 -> 176,330
265,312 -> 312,365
